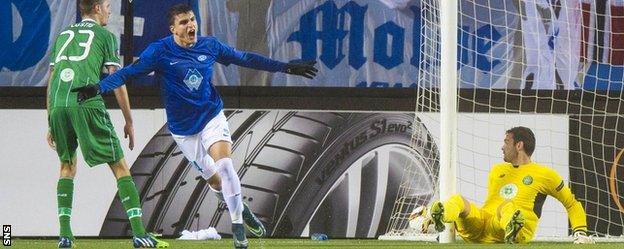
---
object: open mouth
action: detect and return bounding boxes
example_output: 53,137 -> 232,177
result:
188,29 -> 196,39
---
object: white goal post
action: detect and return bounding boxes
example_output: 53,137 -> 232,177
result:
438,0 -> 459,243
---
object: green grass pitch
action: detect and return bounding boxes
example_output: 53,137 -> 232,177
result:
7,239 -> 622,249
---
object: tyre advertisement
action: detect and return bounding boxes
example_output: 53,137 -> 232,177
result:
99,111 -> 438,238
1,109 -> 576,238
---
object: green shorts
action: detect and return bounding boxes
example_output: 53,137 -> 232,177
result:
48,107 -> 124,167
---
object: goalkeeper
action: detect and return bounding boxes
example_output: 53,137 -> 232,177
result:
429,126 -> 594,244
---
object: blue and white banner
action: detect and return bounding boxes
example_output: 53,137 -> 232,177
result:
2,0 -> 623,89
262,0 -> 524,88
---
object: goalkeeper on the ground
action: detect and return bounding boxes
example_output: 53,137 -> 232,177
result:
429,126 -> 594,244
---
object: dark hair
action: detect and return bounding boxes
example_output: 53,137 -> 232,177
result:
506,126 -> 536,156
167,4 -> 194,25
79,0 -> 104,16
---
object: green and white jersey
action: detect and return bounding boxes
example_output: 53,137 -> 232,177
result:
48,19 -> 121,108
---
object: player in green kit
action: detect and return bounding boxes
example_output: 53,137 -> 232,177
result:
46,0 -> 168,248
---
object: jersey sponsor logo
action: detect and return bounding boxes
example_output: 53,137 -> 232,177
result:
198,55 -> 207,61
59,68 -> 75,82
523,175 -> 533,185
183,68 -> 203,91
499,183 -> 518,199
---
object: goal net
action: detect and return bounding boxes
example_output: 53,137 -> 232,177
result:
380,0 -> 624,242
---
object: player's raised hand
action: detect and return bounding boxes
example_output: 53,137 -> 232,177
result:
285,60 -> 318,79
573,231 -> 595,244
71,84 -> 100,103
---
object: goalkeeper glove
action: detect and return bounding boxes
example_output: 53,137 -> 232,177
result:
71,84 -> 100,104
573,231 -> 595,244
284,60 -> 318,79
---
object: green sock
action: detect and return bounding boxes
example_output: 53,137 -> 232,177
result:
57,178 -> 74,239
117,176 -> 147,237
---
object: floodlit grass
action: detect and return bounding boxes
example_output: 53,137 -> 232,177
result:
8,238 -> 623,249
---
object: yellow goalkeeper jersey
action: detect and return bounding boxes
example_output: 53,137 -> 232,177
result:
482,162 -> 588,232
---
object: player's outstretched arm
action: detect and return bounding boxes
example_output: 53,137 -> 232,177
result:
72,48 -> 160,103
73,43 -> 162,104
215,39 -> 319,79
70,63 -> 134,103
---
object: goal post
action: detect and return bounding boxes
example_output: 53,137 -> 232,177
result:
438,0 -> 458,243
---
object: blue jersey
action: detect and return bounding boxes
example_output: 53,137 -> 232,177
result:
98,35 -> 287,135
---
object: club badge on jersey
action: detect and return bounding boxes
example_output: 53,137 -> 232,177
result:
183,68 -> 203,91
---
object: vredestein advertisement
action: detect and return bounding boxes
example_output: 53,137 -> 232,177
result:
100,111 -> 439,238
2,109 -> 603,239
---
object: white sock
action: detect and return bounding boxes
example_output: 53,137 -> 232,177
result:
216,158 -> 243,224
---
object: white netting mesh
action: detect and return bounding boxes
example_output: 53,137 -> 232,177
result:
382,0 -> 624,241
381,0 -> 442,238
